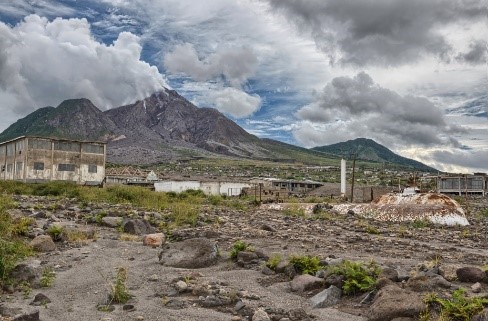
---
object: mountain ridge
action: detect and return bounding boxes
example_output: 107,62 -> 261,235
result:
312,138 -> 437,172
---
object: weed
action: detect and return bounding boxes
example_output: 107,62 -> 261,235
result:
46,225 -> 64,241
266,254 -> 283,270
95,211 -> 107,225
20,281 -> 32,299
169,203 -> 199,227
119,234 -> 140,242
329,260 -> 381,295
412,219 -> 430,229
478,208 -> 488,218
424,288 -> 488,321
230,240 -> 250,260
64,229 -> 90,244
11,217 -> 35,236
288,255 -> 323,275
110,267 -> 131,304
40,267 -> 56,288
208,195 -> 222,206
365,225 -> 380,235
283,204 -> 305,217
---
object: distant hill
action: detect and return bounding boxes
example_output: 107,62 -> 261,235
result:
312,138 -> 436,172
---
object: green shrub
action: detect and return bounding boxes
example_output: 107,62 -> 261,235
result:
169,203 -> 199,227
289,255 -> 323,275
46,225 -> 64,241
266,254 -> 283,270
110,267 -> 131,304
40,266 -> 56,287
208,195 -> 222,206
283,204 -> 305,217
11,217 -> 35,236
412,219 -> 430,229
329,260 -> 381,295
424,288 -> 488,321
230,240 -> 250,260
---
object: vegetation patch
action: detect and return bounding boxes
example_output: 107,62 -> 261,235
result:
46,225 -> 64,241
266,254 -> 283,270
283,204 -> 306,217
40,266 -> 56,288
110,267 -> 131,304
423,288 -> 488,321
230,240 -> 251,260
329,260 -> 381,295
289,255 -> 324,275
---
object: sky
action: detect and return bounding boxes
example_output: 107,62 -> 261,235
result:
0,0 -> 487,173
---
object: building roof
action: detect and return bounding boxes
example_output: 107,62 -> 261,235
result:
0,135 -> 107,145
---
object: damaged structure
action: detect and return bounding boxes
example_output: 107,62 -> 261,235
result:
0,136 -> 106,185
437,174 -> 487,196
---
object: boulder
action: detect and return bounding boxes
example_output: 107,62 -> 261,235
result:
10,261 -> 41,286
368,285 -> 426,321
30,293 -> 51,306
29,235 -> 55,252
143,233 -> 166,247
123,219 -> 156,235
456,267 -> 486,283
0,304 -> 40,321
101,217 -> 123,228
471,308 -> 488,321
406,275 -> 452,292
310,285 -> 342,308
439,264 -> 462,281
158,238 -> 219,268
290,274 -> 324,292
379,267 -> 399,282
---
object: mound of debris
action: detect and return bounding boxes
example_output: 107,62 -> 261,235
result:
334,192 -> 469,226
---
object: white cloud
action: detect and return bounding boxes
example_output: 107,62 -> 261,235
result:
0,15 -> 168,122
164,43 -> 258,88
194,87 -> 261,118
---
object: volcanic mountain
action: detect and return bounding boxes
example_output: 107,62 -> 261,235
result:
0,89 -> 330,164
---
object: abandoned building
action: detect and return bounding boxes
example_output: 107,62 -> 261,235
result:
154,180 -> 251,196
0,136 -> 106,185
437,174 -> 487,196
249,177 -> 324,194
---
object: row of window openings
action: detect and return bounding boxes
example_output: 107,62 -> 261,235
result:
4,140 -> 104,155
2,163 -> 98,173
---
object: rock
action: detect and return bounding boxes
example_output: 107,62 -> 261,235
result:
379,267 -> 399,282
324,274 -> 345,289
312,308 -> 368,321
252,309 -> 271,321
456,267 -> 486,283
439,264 -> 462,281
29,235 -> 56,252
123,219 -> 156,235
158,238 -> 219,268
391,318 -> 416,321
0,304 -> 40,321
471,308 -> 488,321
101,217 -> 123,228
471,282 -> 482,293
290,274 -> 324,292
199,295 -> 229,308
143,233 -> 166,247
310,285 -> 341,308
237,251 -> 259,265
10,261 -> 41,286
260,224 -> 276,232
175,280 -> 188,293
30,293 -> 51,306
234,300 -> 246,311
261,266 -> 275,275
368,285 -> 426,321
406,275 -> 452,292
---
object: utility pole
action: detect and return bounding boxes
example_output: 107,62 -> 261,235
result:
349,152 -> 358,202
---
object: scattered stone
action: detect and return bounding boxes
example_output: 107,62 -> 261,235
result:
310,285 -> 341,308
252,309 -> 271,321
29,235 -> 56,252
234,300 -> 246,311
456,267 -> 486,283
175,280 -> 188,293
471,308 -> 488,321
260,224 -> 276,232
290,274 -> 324,292
143,233 -> 166,247
30,293 -> 51,306
158,238 -> 219,269
406,275 -> 452,292
368,285 -> 426,321
123,219 -> 156,235
379,267 -> 399,282
101,217 -> 123,228
471,282 -> 482,293
10,261 -> 41,286
0,304 -> 40,321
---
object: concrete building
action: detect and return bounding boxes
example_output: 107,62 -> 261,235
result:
437,174 -> 487,196
154,180 -> 251,196
249,177 -> 323,194
0,136 -> 106,185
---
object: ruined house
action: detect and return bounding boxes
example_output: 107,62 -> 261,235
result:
437,174 -> 487,196
0,136 -> 106,185
249,177 -> 323,194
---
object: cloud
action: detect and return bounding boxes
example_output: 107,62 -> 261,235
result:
293,72 -> 462,148
195,87 -> 261,118
0,0 -> 75,18
266,0 -> 488,66
164,43 -> 258,88
456,40 -> 488,64
0,14 -> 168,117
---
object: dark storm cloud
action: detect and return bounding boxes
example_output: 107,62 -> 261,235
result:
294,72 -> 463,147
266,0 -> 488,66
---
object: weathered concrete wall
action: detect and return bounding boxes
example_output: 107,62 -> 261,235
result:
155,180 -> 251,196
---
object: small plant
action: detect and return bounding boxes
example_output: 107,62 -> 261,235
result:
412,219 -> 430,229
479,208 -> 488,218
424,288 -> 488,321
266,254 -> 283,270
230,240 -> 250,260
329,260 -> 381,295
11,217 -> 35,236
283,204 -> 305,217
95,211 -> 107,225
110,267 -> 131,304
365,225 -> 380,235
46,225 -> 64,241
40,266 -> 56,287
289,255 -> 323,275
208,195 -> 222,206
